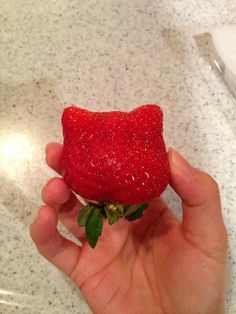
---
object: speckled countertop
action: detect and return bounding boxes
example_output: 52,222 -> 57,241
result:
0,1 -> 236,313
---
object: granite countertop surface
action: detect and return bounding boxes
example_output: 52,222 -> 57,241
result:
0,0 -> 236,313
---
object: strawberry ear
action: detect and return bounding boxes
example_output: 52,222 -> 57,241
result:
62,106 -> 89,136
62,106 -> 77,130
131,104 -> 163,133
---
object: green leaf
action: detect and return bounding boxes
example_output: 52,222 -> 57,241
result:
124,205 -> 136,216
100,207 -> 107,218
85,208 -> 103,248
125,203 -> 149,221
104,208 -> 120,225
77,205 -> 94,226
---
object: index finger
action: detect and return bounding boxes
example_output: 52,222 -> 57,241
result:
45,142 -> 63,174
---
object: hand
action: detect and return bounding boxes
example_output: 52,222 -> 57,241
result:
30,143 -> 227,314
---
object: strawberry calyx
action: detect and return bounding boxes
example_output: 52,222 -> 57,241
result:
78,201 -> 149,248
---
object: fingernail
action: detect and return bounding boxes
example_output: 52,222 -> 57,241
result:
168,147 -> 194,178
34,207 -> 42,223
41,184 -> 46,194
45,142 -> 54,154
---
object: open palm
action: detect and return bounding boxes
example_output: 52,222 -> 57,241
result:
31,143 -> 227,314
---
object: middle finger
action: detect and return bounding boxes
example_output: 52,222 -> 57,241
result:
42,177 -> 86,239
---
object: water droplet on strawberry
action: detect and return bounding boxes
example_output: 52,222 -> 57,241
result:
125,173 -> 136,183
107,157 -> 121,170
91,159 -> 96,167
80,132 -> 89,140
141,172 -> 150,186
90,155 -> 109,168
102,155 -> 109,163
89,134 -> 94,140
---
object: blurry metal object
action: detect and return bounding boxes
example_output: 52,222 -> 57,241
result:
211,25 -> 236,99
195,27 -> 236,99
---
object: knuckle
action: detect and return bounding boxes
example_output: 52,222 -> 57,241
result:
221,226 -> 228,247
205,173 -> 220,195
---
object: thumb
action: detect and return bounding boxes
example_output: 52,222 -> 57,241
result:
168,148 -> 227,245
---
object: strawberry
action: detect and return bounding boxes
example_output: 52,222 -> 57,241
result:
61,105 -> 169,248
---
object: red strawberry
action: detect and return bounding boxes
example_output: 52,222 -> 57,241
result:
61,105 -> 169,205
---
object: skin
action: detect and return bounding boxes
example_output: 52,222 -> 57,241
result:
30,143 -> 228,314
